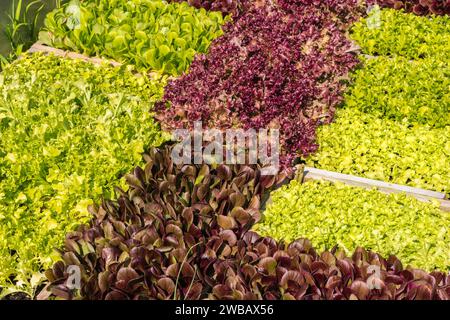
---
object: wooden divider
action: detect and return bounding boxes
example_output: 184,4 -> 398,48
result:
302,166 -> 450,212
26,42 -> 122,67
26,42 -> 165,80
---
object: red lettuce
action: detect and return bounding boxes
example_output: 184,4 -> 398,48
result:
155,0 -> 363,170
369,0 -> 450,15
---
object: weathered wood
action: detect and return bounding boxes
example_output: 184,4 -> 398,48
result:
302,166 -> 450,212
25,42 -> 166,80
438,200 -> 450,212
303,166 -> 446,199
26,42 -> 122,67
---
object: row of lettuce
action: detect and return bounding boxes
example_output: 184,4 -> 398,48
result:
256,179 -> 449,272
39,0 -> 227,76
0,55 -> 171,297
306,7 -> 449,195
0,0 -> 448,299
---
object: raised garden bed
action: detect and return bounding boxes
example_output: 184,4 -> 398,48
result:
0,0 -> 449,300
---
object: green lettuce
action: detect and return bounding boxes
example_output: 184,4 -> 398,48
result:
345,56 -> 449,128
0,53 -> 169,296
39,0 -> 227,75
256,180 -> 449,272
351,8 -> 450,60
307,109 -> 450,195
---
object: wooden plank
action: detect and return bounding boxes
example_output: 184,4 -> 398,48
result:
25,42 -> 166,80
439,200 -> 450,212
302,166 -> 450,212
303,167 -> 446,199
26,42 -> 122,67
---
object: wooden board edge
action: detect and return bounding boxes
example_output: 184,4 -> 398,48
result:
26,41 -> 122,67
303,166 -> 446,199
24,42 -> 167,80
438,200 -> 450,212
302,166 -> 450,212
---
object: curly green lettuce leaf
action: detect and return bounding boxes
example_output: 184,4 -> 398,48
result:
257,180 -> 449,272
307,109 -> 450,195
351,8 -> 450,60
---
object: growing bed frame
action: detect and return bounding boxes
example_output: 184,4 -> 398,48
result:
301,167 -> 450,212
26,41 -> 122,67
